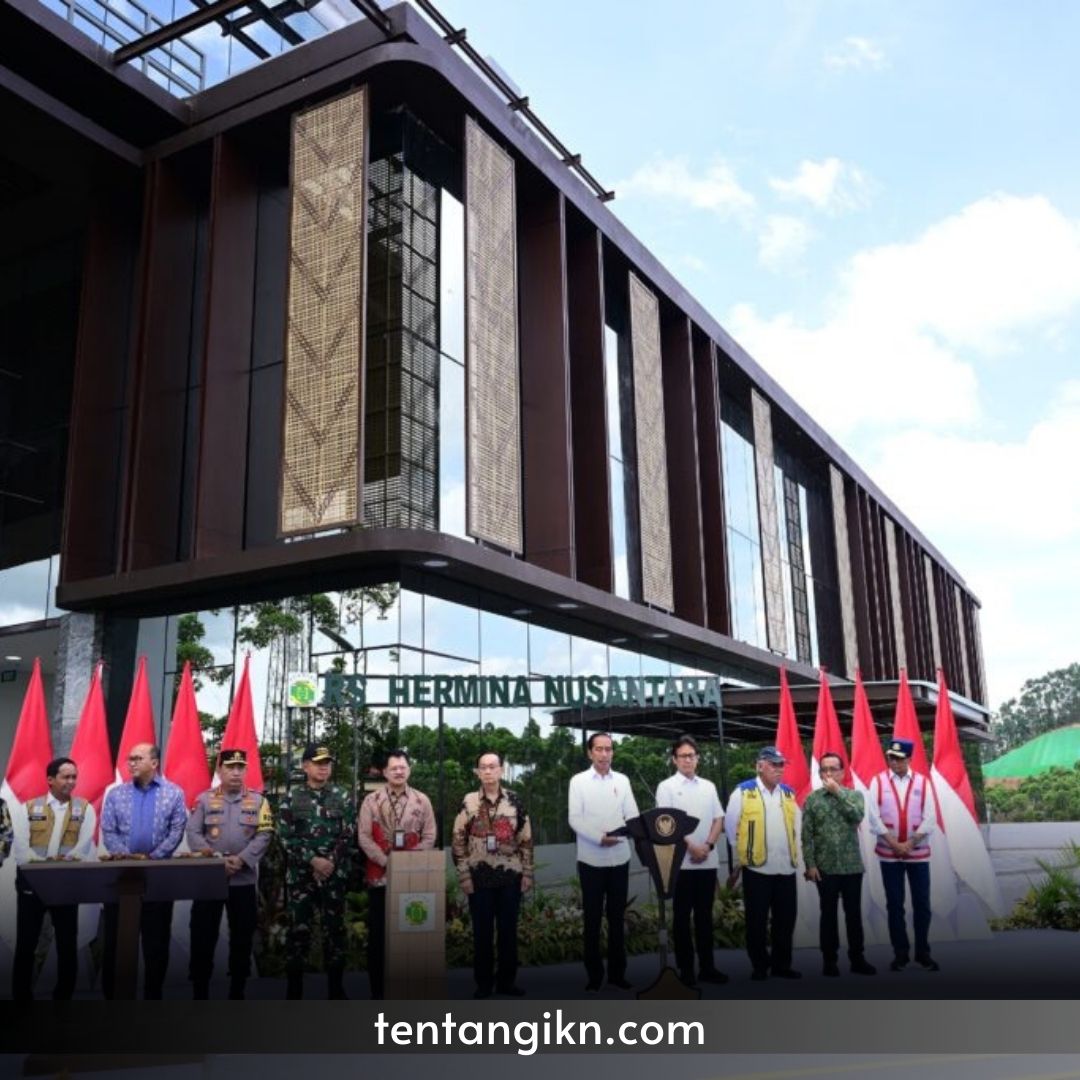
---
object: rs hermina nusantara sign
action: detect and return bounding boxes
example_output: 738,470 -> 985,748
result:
321,674 -> 724,710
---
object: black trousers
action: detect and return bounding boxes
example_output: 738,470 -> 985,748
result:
188,884 -> 258,987
367,886 -> 386,999
814,871 -> 865,962
102,900 -> 174,999
673,868 -> 718,976
578,861 -> 628,984
468,880 -> 522,993
742,868 -> 797,975
12,870 -> 78,1001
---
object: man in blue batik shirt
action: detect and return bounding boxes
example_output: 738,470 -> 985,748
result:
101,742 -> 187,998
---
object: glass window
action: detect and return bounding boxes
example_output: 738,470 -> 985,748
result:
480,611 -> 529,676
570,634 -> 608,677
423,594 -> 479,661
438,354 -> 467,539
605,324 -> 631,600
528,624 -> 571,676
440,190 -> 465,364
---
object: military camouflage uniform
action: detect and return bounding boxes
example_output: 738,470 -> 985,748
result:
277,783 -> 356,977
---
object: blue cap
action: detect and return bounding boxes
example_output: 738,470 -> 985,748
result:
757,745 -> 787,764
886,738 -> 914,759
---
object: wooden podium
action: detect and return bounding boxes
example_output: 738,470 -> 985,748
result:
21,859 -> 228,1000
383,849 -> 446,999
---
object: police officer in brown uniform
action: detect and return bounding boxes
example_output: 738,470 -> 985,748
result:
11,756 -> 96,1002
186,748 -> 273,999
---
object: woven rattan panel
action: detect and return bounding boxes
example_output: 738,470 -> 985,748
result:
829,464 -> 859,678
924,553 -> 942,672
628,273 -> 673,612
884,517 -> 907,672
464,117 -> 522,553
279,87 -> 366,536
752,389 -> 787,654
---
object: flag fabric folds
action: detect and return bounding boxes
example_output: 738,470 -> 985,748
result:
2,657 -> 54,804
774,667 -> 811,805
931,669 -> 1005,915
220,655 -> 264,792
810,668 -> 851,789
0,658 -> 56,948
113,656 -> 157,785
69,661 -> 113,840
163,661 -> 211,810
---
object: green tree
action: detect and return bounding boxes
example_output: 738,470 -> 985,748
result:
989,662 -> 1080,756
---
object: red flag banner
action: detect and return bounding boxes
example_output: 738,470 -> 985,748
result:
114,656 -> 157,784
163,661 -> 211,809
775,667 -> 811,805
931,669 -> 1004,915
892,668 -> 931,777
931,669 -> 976,819
849,669 -> 887,787
1,657 -> 55,803
69,661 -> 114,838
811,667 -> 851,787
220,655 -> 264,792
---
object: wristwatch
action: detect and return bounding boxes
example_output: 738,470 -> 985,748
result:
706,841 -> 716,851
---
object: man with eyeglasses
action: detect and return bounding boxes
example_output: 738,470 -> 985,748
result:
357,747 -> 436,999
452,750 -> 533,998
100,742 -> 187,998
801,751 -> 877,977
655,735 -> 727,987
725,745 -> 801,981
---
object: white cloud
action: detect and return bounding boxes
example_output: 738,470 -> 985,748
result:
866,382 -> 1080,702
843,194 -> 1080,353
617,157 -> 756,220
757,215 -> 813,272
824,36 -> 888,72
769,157 -> 869,213
729,193 -> 1080,439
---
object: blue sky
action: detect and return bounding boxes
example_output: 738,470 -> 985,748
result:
433,0 -> 1080,706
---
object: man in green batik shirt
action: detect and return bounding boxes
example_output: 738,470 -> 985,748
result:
801,751 -> 877,978
278,743 -> 357,999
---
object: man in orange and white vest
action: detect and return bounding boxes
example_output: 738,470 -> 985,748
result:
869,738 -> 940,973
186,748 -> 273,999
11,756 -> 96,1001
357,748 -> 436,999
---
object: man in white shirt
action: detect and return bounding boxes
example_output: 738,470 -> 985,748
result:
725,745 -> 802,981
655,734 -> 727,986
568,732 -> 640,991
869,738 -> 939,972
11,756 -> 97,1001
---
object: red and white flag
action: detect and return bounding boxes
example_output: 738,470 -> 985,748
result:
849,669 -> 889,926
775,666 -> 811,805
0,658 -> 56,947
69,661 -> 113,841
931,669 -> 1004,915
1,657 -> 54,805
810,668 -> 851,789
113,656 -> 157,785
163,661 -> 211,810
219,655 -> 264,792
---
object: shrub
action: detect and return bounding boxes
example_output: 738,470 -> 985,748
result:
992,841 -> 1080,931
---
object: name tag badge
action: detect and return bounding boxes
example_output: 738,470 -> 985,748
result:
486,834 -> 498,854
393,829 -> 406,850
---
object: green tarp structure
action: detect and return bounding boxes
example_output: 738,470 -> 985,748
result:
983,725 -> 1080,780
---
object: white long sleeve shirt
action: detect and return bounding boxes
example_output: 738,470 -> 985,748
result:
568,767 -> 639,867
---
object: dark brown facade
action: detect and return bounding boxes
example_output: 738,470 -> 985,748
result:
0,0 -> 987,709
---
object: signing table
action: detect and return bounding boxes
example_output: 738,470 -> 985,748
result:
21,858 -> 228,1000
